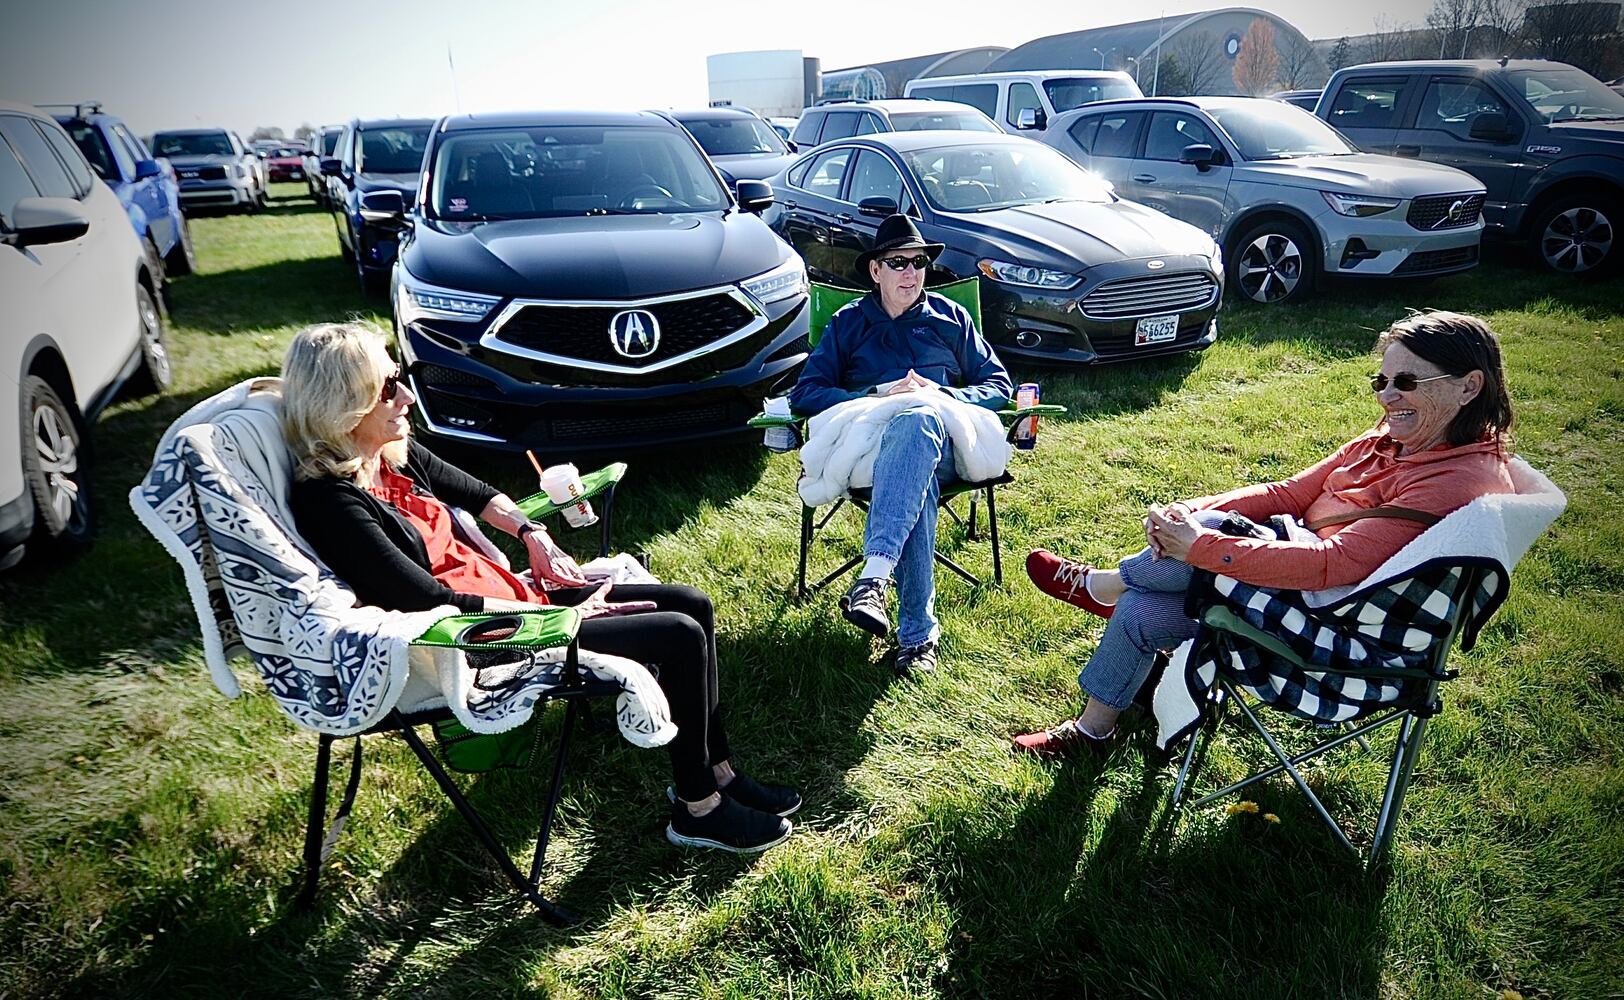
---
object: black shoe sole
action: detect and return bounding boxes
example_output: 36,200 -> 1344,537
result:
667,785 -> 803,818
839,595 -> 890,638
665,819 -> 792,853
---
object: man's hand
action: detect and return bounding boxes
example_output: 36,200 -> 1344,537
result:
524,527 -> 588,587
884,370 -> 937,395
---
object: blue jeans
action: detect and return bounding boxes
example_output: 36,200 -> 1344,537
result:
863,405 -> 956,649
1077,509 -> 1229,709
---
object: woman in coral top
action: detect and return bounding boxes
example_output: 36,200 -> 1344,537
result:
282,323 -> 798,853
1016,311 -> 1517,757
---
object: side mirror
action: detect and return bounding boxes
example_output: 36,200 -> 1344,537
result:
1468,111 -> 1511,141
360,189 -> 406,220
1016,107 -> 1047,131
10,197 -> 90,248
785,140 -> 798,153
320,158 -> 343,177
133,159 -> 164,180
736,179 -> 774,214
1179,143 -> 1218,170
857,196 -> 897,218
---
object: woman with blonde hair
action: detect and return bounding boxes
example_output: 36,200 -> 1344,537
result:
282,322 -> 798,853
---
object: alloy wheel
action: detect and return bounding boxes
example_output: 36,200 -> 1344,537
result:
1541,206 -> 1614,273
1238,233 -> 1303,303
33,402 -> 83,532
138,287 -> 171,387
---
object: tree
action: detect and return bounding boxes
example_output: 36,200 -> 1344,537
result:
1233,19 -> 1281,96
1363,16 -> 1416,62
1427,0 -> 1482,59
1152,52 -> 1193,96
249,125 -> 286,142
1171,31 -> 1223,96
1522,0 -> 1621,75
1276,36 -> 1327,89
1328,36 -> 1353,72
293,122 -> 315,143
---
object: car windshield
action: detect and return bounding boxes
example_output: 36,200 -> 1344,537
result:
271,146 -> 302,157
1043,77 -> 1141,112
888,110 -> 1000,132
153,132 -> 233,156
1205,101 -> 1356,159
1509,67 -> 1624,122
357,125 -> 431,173
321,131 -> 342,155
680,117 -> 787,157
902,142 -> 1114,212
430,125 -> 729,220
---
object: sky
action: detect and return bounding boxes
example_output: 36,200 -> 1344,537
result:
1,0 -> 1439,138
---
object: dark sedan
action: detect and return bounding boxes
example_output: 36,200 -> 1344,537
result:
671,107 -> 799,183
767,131 -> 1224,364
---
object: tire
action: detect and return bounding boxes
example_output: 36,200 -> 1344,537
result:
1530,193 -> 1618,276
20,375 -> 95,551
127,283 -> 173,395
163,215 -> 196,276
1228,219 -> 1317,304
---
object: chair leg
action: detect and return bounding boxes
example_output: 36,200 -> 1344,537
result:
1229,688 -> 1358,856
396,723 -> 577,925
297,734 -> 335,911
985,486 -> 1002,586
1369,713 -> 1429,870
596,484 -> 617,559
797,504 -> 813,600
529,699 -> 581,883
1170,678 -> 1220,811
966,493 -> 979,541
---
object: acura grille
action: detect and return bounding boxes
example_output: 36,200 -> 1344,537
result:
490,291 -> 757,370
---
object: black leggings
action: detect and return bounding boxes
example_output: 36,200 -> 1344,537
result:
549,583 -> 729,801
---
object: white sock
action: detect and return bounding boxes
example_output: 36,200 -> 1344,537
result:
1077,718 -> 1117,739
1085,572 -> 1117,606
860,556 -> 896,580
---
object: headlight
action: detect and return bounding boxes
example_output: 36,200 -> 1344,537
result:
1210,242 -> 1224,276
1321,191 -> 1401,217
396,271 -> 501,325
977,259 -> 1080,290
230,163 -> 244,178
741,255 -> 807,305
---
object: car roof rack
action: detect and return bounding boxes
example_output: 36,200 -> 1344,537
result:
37,100 -> 104,120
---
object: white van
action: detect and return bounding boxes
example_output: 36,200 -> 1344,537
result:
904,71 -> 1143,135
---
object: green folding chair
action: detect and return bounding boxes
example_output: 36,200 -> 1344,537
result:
750,278 -> 1064,599
514,461 -> 628,559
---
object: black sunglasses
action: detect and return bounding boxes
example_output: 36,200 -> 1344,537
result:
1369,372 -> 1454,393
881,254 -> 931,272
380,368 -> 403,404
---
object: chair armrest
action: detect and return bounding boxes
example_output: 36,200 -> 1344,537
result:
747,413 -> 804,429
413,606 -> 582,651
515,462 -> 627,522
998,403 -> 1067,424
1202,605 -> 1444,681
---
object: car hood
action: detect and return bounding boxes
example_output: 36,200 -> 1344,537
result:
937,198 -> 1215,268
405,212 -> 790,298
357,172 -> 420,195
709,152 -> 799,182
1236,153 -> 1483,196
161,153 -> 237,167
1545,119 -> 1624,145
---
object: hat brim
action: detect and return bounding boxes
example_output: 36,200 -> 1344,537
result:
854,239 -> 946,286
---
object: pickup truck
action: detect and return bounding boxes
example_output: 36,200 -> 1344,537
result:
1317,59 -> 1623,275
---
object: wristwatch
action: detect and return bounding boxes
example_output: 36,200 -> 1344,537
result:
517,520 -> 545,542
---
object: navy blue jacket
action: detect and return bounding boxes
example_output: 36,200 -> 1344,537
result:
788,291 -> 1013,417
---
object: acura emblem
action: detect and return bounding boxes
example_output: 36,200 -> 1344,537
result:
1147,259 -> 1166,270
608,309 -> 660,359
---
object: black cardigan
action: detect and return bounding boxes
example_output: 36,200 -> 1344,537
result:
289,440 -> 502,614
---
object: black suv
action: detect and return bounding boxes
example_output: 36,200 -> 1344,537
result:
1318,60 -> 1623,274
321,117 -> 435,294
385,111 -> 810,453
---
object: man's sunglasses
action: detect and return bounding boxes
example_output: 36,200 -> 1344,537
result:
380,369 -> 403,404
1368,372 -> 1454,393
880,254 -> 931,272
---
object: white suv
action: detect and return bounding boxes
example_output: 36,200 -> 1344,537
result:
0,101 -> 171,569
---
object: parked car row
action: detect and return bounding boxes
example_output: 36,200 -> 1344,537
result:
150,127 -> 269,213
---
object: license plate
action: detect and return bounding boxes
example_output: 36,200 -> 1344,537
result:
180,171 -> 199,179
290,170 -> 303,178
1135,314 -> 1179,345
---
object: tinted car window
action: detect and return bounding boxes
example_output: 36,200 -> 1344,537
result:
1326,79 -> 1409,129
904,141 -> 1112,212
820,112 -> 862,143
1143,112 -> 1220,161
1067,115 -> 1102,153
804,147 -> 851,198
0,134 -> 41,228
1091,112 -> 1143,158
854,114 -> 881,136
951,85 -> 998,117
845,149 -> 907,208
1008,82 -> 1042,126
39,124 -> 94,196
790,113 -> 824,147
1417,79 -> 1511,140
679,116 -> 787,156
153,131 -> 234,156
1044,77 -> 1141,112
907,85 -> 956,104
1207,102 -> 1354,159
357,125 -> 431,173
65,123 -> 121,181
1510,66 -> 1624,122
0,117 -> 78,200
786,158 -> 812,187
112,124 -> 150,164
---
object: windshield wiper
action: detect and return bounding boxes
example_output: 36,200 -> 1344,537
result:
584,207 -> 638,216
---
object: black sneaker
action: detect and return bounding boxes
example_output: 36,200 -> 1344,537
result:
894,640 -> 938,674
840,576 -> 890,638
666,794 -> 792,853
667,773 -> 802,818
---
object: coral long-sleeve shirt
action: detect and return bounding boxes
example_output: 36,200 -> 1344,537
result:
1182,429 -> 1513,591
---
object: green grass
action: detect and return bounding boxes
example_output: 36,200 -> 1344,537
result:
1,183 -> 1620,999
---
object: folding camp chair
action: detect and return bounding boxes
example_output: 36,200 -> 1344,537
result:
515,461 -> 628,560
748,278 -> 1065,599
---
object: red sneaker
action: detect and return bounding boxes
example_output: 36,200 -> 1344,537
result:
1011,718 -> 1115,759
1026,550 -> 1115,619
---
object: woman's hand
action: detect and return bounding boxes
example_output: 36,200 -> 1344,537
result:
573,581 -> 658,619
1145,505 -> 1205,562
524,527 -> 589,587
1144,501 -> 1195,557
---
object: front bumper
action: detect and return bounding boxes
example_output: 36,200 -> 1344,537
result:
396,291 -> 811,453
975,255 -> 1223,365
1319,208 -> 1484,278
268,164 -> 305,182
177,178 -> 255,207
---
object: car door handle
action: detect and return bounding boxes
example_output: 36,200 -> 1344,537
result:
1395,145 -> 1421,157
836,212 -> 854,223
1132,173 -> 1157,183
783,200 -> 797,210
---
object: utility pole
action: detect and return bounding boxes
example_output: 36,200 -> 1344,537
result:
1152,10 -> 1164,96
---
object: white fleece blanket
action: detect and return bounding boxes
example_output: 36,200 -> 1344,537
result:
1152,457 -> 1566,748
129,378 -> 673,746
797,390 -> 1012,507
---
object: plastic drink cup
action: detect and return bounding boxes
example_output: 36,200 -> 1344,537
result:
1015,382 -> 1039,450
538,463 -> 598,528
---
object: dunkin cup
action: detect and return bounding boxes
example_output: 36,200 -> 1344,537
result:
538,463 -> 598,528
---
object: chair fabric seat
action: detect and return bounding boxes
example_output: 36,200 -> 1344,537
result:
846,471 -> 1015,504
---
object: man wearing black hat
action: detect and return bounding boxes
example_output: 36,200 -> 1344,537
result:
788,215 -> 1013,672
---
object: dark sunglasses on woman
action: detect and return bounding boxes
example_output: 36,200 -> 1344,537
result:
1369,372 -> 1453,393
881,254 -> 932,272
380,369 -> 403,404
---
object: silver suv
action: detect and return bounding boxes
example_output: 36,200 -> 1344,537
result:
1043,97 -> 1488,304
